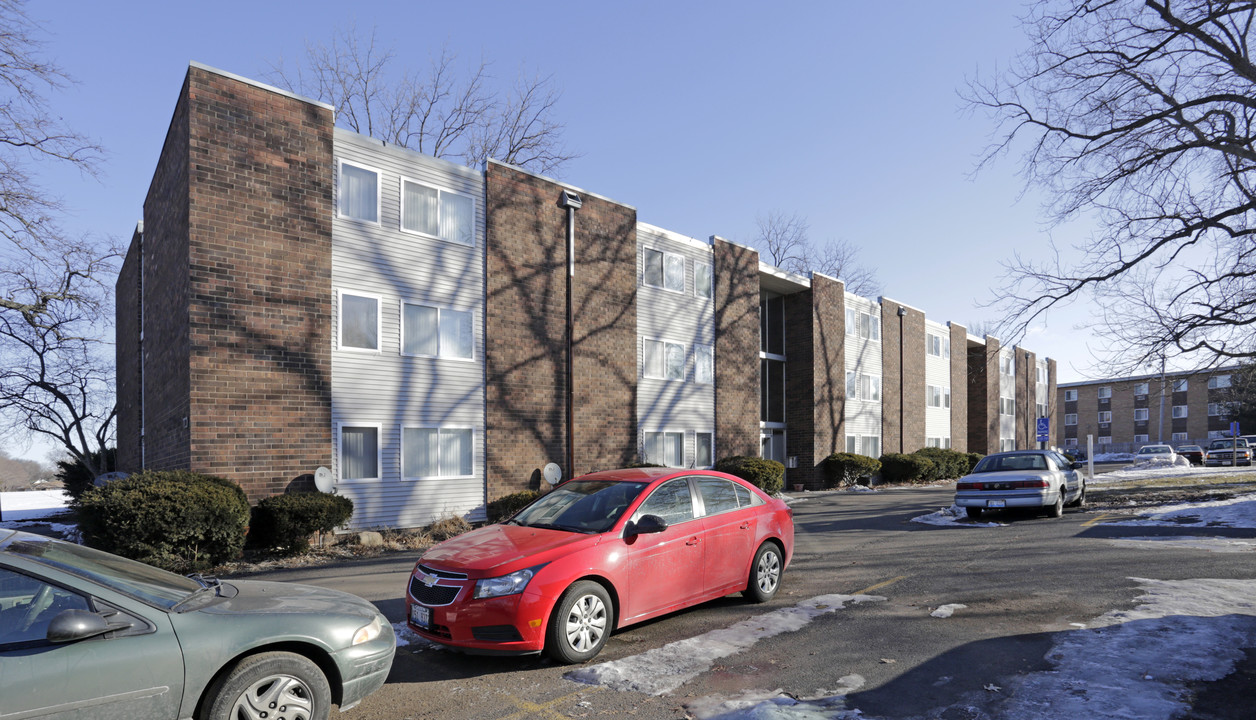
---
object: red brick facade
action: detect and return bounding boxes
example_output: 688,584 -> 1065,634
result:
948,323 -> 969,452
784,274 -> 846,488
881,300 -> 927,454
712,238 -> 761,459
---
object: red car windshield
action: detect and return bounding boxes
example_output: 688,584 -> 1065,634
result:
509,480 -> 649,534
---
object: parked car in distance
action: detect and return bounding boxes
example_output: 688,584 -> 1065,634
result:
1135,444 -> 1178,463
405,467 -> 795,663
1176,445 -> 1205,466
954,450 -> 1086,521
1,529 -> 394,720
1205,437 -> 1253,467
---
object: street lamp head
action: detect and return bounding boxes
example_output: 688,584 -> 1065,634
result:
897,306 -> 907,317
557,189 -> 582,210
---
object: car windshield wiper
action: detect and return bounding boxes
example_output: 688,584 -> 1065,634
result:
521,522 -> 582,533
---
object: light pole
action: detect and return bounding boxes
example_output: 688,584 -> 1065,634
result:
557,190 -> 582,482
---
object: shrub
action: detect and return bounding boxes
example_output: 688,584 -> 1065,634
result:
56,447 -> 116,503
428,515 -> 473,541
913,447 -> 971,480
487,490 -> 541,523
714,456 -> 785,495
878,453 -> 936,484
77,470 -> 250,572
823,453 -> 882,487
250,492 -> 355,555
965,452 -> 984,475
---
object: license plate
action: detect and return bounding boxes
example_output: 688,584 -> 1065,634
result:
987,499 -> 1006,508
410,604 -> 431,629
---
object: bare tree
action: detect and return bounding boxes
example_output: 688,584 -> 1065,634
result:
751,211 -> 882,296
268,26 -> 577,176
969,0 -> 1256,373
0,0 -> 118,477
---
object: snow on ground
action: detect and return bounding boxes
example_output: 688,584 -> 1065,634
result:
910,504 -> 1003,528
1107,494 -> 1256,528
566,593 -> 885,696
1087,458 -> 1241,485
930,603 -> 967,619
0,490 -> 76,538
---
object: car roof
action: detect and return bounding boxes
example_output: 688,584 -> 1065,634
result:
573,467 -> 751,486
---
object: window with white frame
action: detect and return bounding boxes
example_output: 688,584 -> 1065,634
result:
927,385 -> 951,408
643,338 -> 685,380
845,308 -> 857,336
402,427 -> 473,479
339,292 -> 380,351
1172,432 -> 1188,441
846,370 -> 857,399
1037,365 -> 1048,384
1098,436 -> 1112,445
402,303 -> 473,359
1174,379 -> 1188,392
1036,402 -> 1048,419
1064,389 -> 1077,402
400,179 -> 474,245
926,437 -> 951,449
643,248 -> 685,293
339,425 -> 379,480
1133,382 -> 1149,396
865,436 -> 881,458
1208,430 -> 1225,439
695,432 -> 714,468
1064,437 -> 1078,447
1134,408 -> 1149,422
1097,386 -> 1111,399
1208,402 -> 1235,417
643,431 -> 685,467
1065,413 -> 1077,426
927,333 -> 949,358
861,374 -> 881,402
338,161 -> 379,223
1208,375 -> 1232,389
1000,438 -> 1016,451
859,312 -> 881,341
1000,397 -> 1015,416
694,345 -> 713,384
846,435 -> 857,453
694,262 -> 713,299
1173,405 -> 1188,418
1134,434 -> 1149,443
1098,411 -> 1112,423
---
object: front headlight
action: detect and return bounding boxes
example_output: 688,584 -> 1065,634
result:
351,616 -> 384,646
473,567 -> 540,599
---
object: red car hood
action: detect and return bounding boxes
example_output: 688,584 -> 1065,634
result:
421,523 -> 600,575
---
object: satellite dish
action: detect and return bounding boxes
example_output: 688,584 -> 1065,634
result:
542,463 -> 563,485
313,467 -> 336,494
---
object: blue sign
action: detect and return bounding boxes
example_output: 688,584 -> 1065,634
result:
1036,417 -> 1050,442
1232,421 -> 1241,437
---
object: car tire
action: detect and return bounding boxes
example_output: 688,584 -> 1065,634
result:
1047,490 -> 1064,518
965,507 -> 983,520
1071,481 -> 1086,508
545,581 -> 612,664
744,542 -> 784,603
202,651 -> 331,720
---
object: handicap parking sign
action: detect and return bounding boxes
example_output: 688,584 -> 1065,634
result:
1036,417 -> 1050,442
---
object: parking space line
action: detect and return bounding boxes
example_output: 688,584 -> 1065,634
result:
1082,513 -> 1117,528
855,575 -> 907,595
500,687 -> 604,720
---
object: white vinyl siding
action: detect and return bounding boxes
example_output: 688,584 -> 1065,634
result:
844,294 -> 882,443
331,130 -> 485,529
999,348 -> 1016,446
924,320 -> 951,447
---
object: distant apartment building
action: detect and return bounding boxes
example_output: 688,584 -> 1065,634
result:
1057,366 -> 1243,450
115,63 -> 1058,529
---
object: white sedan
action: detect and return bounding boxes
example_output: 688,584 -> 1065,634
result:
954,450 -> 1086,520
1135,444 -> 1178,463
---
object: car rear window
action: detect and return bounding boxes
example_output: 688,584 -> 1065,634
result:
972,453 -> 1048,472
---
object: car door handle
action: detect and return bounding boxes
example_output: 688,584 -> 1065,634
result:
739,522 -> 751,530
686,537 -> 700,546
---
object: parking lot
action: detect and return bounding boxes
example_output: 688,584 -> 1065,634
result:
242,470 -> 1256,720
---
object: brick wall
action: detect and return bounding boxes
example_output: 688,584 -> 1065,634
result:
183,66 -> 334,499
1017,348 -> 1034,447
115,231 -> 142,472
1047,358 -> 1058,446
484,163 -> 638,498
713,238 -> 761,459
949,323 -> 969,452
881,300 -> 926,454
781,274 -> 845,488
967,337 -> 1001,454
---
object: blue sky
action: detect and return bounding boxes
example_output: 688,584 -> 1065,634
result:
27,0 -> 1108,459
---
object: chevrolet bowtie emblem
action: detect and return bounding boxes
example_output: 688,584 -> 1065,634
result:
421,573 -> 438,587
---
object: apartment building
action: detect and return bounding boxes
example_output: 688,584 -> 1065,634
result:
116,63 -> 1057,529
1057,366 -> 1243,450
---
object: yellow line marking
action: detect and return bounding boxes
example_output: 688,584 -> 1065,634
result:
856,575 -> 907,595
1082,513 -> 1116,528
500,686 -> 604,720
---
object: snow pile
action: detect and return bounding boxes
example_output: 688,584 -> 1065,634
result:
566,593 -> 884,696
0,489 -> 70,524
911,504 -> 1003,527
930,603 -> 967,618
1108,494 -> 1256,528
684,679 -> 867,720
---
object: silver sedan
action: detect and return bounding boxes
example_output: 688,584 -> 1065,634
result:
954,450 -> 1086,520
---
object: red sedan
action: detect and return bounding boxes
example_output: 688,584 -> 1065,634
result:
405,467 -> 794,663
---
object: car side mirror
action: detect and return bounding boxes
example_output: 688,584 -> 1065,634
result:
46,609 -> 113,643
1071,461 -> 1085,470
625,514 -> 668,537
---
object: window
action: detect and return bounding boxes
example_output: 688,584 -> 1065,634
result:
1174,379 -> 1188,392
1000,438 -> 1016,452
644,339 -> 685,380
1172,432 -> 1188,441
403,427 -> 473,479
861,374 -> 881,402
1134,408 -> 1149,422
1037,365 -> 1048,384
1000,354 -> 1014,375
339,292 -> 380,351
1037,402 -> 1048,419
927,333 -> 949,358
1209,375 -> 1232,389
1098,411 -> 1112,423
340,425 -> 379,480
1134,382 -> 1149,396
644,248 -> 685,293
864,436 -> 881,458
1064,438 -> 1078,447
694,262 -> 713,299
696,477 -> 742,515
927,385 -> 951,409
643,431 -> 685,467
694,345 -> 713,385
846,371 -> 857,399
1000,397 -> 1015,416
762,359 -> 786,423
695,432 -> 713,468
402,303 -> 473,359
846,435 -> 857,453
1208,430 -> 1225,439
1065,413 -> 1078,426
0,569 -> 90,647
860,312 -> 881,341
1097,387 -> 1112,399
1064,389 -> 1078,402
338,162 -> 379,222
1208,403 -> 1225,416
1098,436 -> 1112,445
761,294 -> 785,355
1173,405 -> 1188,419
400,179 -> 474,245
1134,434 -> 1149,443
926,437 -> 951,449
846,308 -> 857,336
635,479 -> 694,525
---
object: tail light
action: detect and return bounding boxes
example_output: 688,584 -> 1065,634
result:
956,479 -> 1049,491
